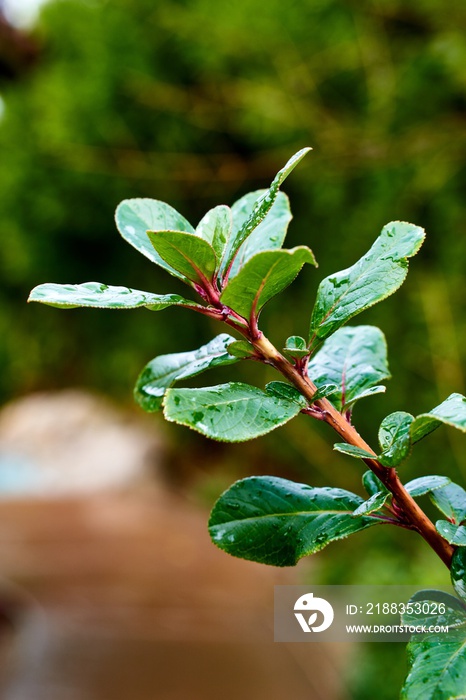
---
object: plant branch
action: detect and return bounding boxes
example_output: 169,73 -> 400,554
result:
249,331 -> 454,569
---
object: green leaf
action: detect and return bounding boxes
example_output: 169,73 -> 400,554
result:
404,476 -> 451,498
378,411 -> 414,467
311,383 -> 339,402
28,282 -> 200,311
430,483 -> 466,524
226,190 -> 292,278
307,326 -> 390,412
309,221 -> 425,341
147,230 -> 217,285
221,246 -> 316,320
196,205 -> 232,263
451,548 -> 466,603
333,444 -> 375,459
401,590 -> 466,630
222,148 -> 311,275
265,381 -> 307,405
436,520 -> 466,546
208,476 -> 378,566
411,393 -> 466,443
283,335 -> 308,359
363,471 -> 387,497
134,334 -> 239,413
163,382 -> 304,443
352,491 -> 389,517
342,386 -> 386,412
115,198 -> 194,279
226,340 -> 256,358
401,628 -> 466,700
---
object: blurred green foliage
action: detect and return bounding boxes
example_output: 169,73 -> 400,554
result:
2,1 -> 466,697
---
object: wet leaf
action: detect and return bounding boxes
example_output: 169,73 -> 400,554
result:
221,246 -> 316,319
196,205 -> 232,263
378,411 -> 414,467
362,471 -> 387,497
265,381 -> 307,404
28,282 -> 200,311
209,476 -> 378,566
411,393 -> 466,443
115,198 -> 194,279
283,335 -> 308,359
147,230 -> 217,285
309,221 -> 425,341
222,148 -> 311,275
307,326 -> 390,412
436,520 -> 466,546
134,334 -> 238,412
163,382 -> 304,442
225,190 -> 292,278
401,589 -> 466,630
311,383 -> 339,402
226,340 -> 256,358
404,476 -> 451,498
352,491 -> 389,517
401,628 -> 466,700
430,482 -> 466,524
451,548 -> 466,603
333,444 -> 375,460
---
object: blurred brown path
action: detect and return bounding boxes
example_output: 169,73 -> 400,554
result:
0,491 -> 347,700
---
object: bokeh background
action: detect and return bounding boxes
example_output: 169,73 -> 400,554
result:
0,0 -> 465,698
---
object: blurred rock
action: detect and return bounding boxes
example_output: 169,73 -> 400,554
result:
0,391 -> 162,497
0,391 -> 348,699
0,491 -> 347,700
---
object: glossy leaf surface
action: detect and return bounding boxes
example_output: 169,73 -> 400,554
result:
221,246 -> 316,319
226,190 -> 292,278
222,148 -> 311,274
451,548 -> 466,603
343,386 -> 386,411
311,384 -> 339,402
265,381 -> 306,404
115,198 -> 194,279
333,444 -> 375,460
363,471 -> 387,497
283,335 -> 308,359
147,231 -> 217,284
411,393 -> 466,443
436,520 -> 466,546
134,334 -> 238,412
401,589 -> 466,631
352,491 -> 389,517
163,382 -> 305,442
28,282 -> 200,311
226,340 -> 256,358
309,221 -> 425,341
401,628 -> 466,700
378,411 -> 414,467
307,326 -> 390,412
196,205 -> 232,262
209,476 -> 377,566
430,482 -> 466,524
404,476 -> 451,498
